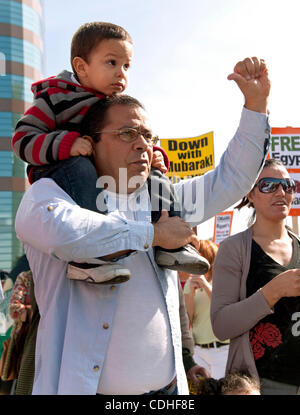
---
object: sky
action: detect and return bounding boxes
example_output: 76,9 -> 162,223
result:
41,0 -> 300,238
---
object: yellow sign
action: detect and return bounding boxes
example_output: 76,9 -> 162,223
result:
160,132 -> 214,182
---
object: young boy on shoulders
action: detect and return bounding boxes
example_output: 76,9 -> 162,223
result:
12,22 -> 208,284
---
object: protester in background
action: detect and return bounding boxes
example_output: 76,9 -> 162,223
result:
0,271 -> 8,303
195,371 -> 261,395
9,271 -> 32,333
0,271 -> 14,395
0,258 -> 34,395
211,159 -> 300,395
178,271 -> 191,290
0,270 -> 32,390
184,240 -> 229,379
9,255 -> 30,285
14,272 -> 40,395
0,272 -> 13,357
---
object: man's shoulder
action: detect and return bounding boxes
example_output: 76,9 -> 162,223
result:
15,179 -> 75,233
27,177 -> 57,191
23,179 -> 69,203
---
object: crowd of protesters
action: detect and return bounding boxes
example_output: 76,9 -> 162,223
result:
1,21 -> 299,396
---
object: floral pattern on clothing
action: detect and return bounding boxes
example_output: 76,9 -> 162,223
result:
9,271 -> 32,333
250,322 -> 282,360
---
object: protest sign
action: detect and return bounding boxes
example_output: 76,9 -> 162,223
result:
160,132 -> 214,182
270,127 -> 300,216
213,211 -> 233,245
289,171 -> 300,216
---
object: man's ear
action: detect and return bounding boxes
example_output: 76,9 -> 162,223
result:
72,57 -> 88,79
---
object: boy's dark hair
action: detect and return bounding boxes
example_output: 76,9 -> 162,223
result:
81,94 -> 145,143
71,22 -> 133,75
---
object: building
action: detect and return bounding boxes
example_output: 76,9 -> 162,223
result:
0,0 -> 43,270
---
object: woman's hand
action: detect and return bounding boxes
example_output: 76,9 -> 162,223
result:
189,275 -> 206,292
261,268 -> 300,308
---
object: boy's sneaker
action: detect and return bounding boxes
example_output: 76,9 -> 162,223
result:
66,263 -> 131,285
155,244 -> 210,275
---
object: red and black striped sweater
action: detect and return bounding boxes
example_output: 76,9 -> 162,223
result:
12,70 -> 169,180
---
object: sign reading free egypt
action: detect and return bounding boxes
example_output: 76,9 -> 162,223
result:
270,127 -> 300,216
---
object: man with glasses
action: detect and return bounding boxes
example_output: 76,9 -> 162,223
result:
15,57 -> 271,395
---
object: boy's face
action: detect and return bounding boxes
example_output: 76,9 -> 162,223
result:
75,39 -> 133,95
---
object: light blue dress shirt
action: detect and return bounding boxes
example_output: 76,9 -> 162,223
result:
15,107 -> 270,395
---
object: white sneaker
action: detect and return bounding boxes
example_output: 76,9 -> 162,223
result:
155,244 -> 210,274
66,263 -> 131,285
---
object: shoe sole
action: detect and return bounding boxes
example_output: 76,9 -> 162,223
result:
156,252 -> 210,275
66,264 -> 131,284
160,262 -> 210,275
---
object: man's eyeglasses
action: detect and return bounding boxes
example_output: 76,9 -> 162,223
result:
97,127 -> 159,146
253,177 -> 296,194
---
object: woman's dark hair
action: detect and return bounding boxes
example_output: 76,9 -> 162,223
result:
235,158 -> 285,211
234,158 -> 288,226
0,270 -> 9,281
9,254 -> 30,283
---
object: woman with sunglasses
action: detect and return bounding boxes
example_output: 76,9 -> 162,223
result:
211,158 -> 300,395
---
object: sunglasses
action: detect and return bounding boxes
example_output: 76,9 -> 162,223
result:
253,177 -> 296,194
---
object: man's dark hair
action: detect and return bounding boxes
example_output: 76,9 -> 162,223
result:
71,22 -> 132,75
81,95 -> 145,143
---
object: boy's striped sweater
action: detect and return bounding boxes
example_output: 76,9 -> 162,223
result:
12,71 -> 105,166
12,70 -> 169,173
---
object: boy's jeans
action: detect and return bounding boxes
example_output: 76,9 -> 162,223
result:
31,157 -> 181,220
